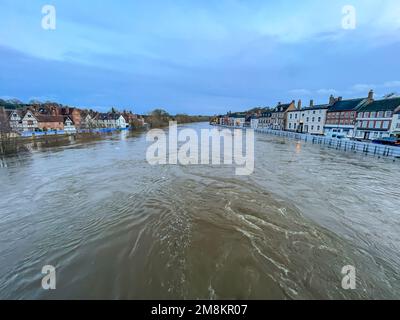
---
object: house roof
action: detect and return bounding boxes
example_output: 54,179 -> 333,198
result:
357,97 -> 400,113
302,104 -> 330,111
328,98 -> 366,112
274,103 -> 291,112
97,113 -> 122,120
63,116 -> 74,124
35,114 -> 64,122
229,113 -> 246,118
5,109 -> 23,119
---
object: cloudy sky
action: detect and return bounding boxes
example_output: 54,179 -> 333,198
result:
1,0 -> 400,114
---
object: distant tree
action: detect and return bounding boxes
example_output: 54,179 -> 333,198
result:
7,98 -> 23,105
29,99 -> 42,105
147,109 -> 170,128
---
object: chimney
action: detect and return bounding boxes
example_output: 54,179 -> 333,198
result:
368,89 -> 374,101
297,99 -> 302,110
338,96 -> 343,101
309,99 -> 314,108
278,102 -> 281,106
329,95 -> 335,105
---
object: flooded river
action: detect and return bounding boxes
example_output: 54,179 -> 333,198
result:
0,123 -> 399,299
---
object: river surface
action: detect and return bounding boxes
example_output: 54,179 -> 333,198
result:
0,123 -> 399,299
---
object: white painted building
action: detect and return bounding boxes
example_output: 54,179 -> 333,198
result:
22,110 -> 39,132
227,114 -> 246,127
301,105 -> 329,135
286,103 -> 329,135
250,116 -> 259,129
115,115 -> 128,128
6,109 -> 23,131
64,117 -> 77,133
286,110 -> 301,132
390,110 -> 400,138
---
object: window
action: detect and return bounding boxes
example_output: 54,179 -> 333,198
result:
375,121 -> 382,128
317,126 -> 320,131
306,117 -> 309,122
311,125 -> 314,130
289,123 -> 292,129
318,117 -> 321,122
312,117 -> 315,122
295,114 -> 298,119
382,121 -> 389,129
370,112 -> 376,118
385,111 -> 393,118
378,111 -> 384,117
290,114 -> 292,119
313,111 -> 316,114
362,121 -> 368,128
368,121 -> 374,129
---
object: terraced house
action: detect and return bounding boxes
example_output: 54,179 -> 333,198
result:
355,97 -> 400,140
258,110 -> 273,128
390,107 -> 400,138
271,101 -> 296,130
227,112 -> 246,127
324,92 -> 372,138
286,100 -> 329,135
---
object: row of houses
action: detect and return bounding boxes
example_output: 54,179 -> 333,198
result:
214,90 -> 400,141
0,103 -> 143,134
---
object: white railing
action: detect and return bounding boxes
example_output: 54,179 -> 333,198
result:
218,125 -> 400,159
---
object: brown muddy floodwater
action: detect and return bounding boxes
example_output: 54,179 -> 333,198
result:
0,123 -> 399,299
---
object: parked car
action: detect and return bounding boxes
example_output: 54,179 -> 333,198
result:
372,137 -> 399,146
330,134 -> 350,141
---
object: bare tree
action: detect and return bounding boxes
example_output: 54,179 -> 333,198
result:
0,107 -> 17,155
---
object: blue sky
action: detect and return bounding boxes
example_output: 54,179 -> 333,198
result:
1,0 -> 400,114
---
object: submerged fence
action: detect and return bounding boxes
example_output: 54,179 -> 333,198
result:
219,125 -> 400,160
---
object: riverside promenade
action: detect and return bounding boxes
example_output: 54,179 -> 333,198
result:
218,125 -> 400,161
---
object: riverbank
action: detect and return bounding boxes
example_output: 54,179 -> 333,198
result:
0,127 -> 135,156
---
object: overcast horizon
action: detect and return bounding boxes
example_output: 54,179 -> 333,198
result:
1,0 -> 400,115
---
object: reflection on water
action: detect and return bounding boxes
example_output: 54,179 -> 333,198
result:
0,123 -> 399,299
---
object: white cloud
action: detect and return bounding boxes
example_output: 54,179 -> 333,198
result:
383,81 -> 400,88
